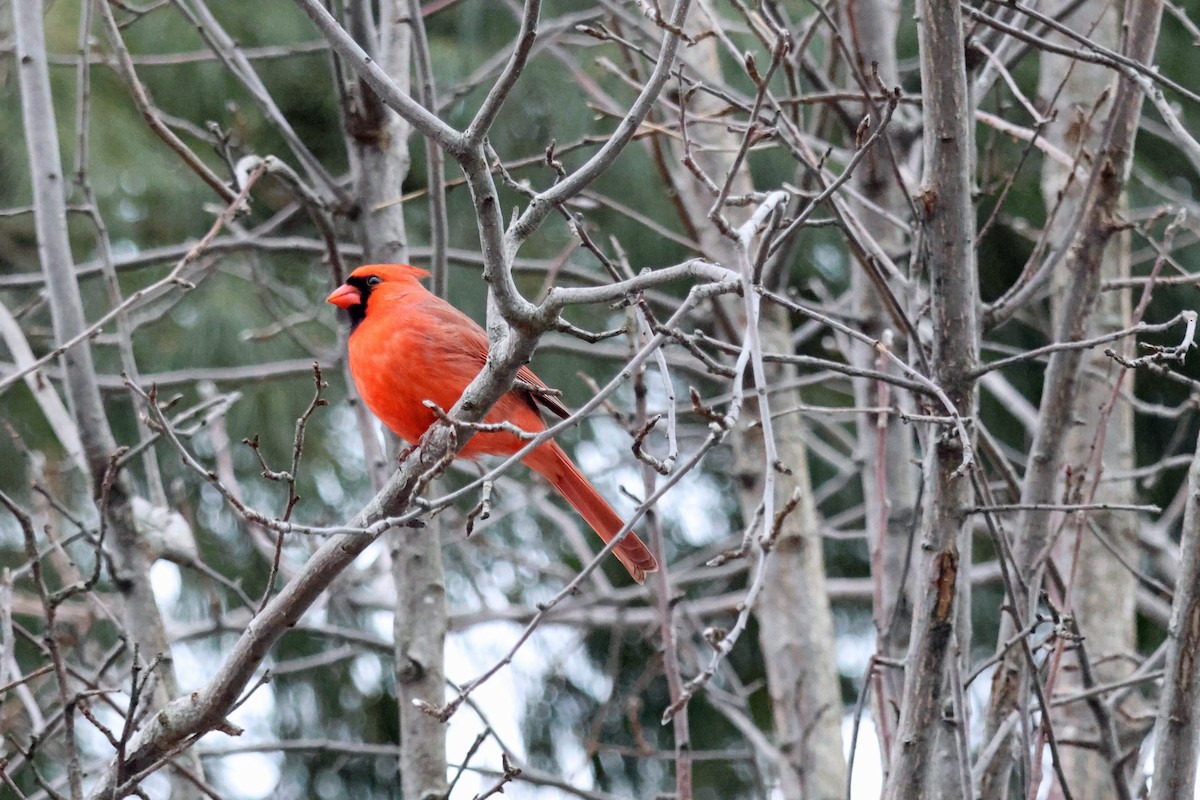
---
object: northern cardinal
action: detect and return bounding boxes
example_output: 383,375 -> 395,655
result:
327,263 -> 659,583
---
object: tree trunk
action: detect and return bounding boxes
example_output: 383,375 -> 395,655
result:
732,304 -> 849,798
843,0 -> 918,777
344,2 -> 449,796
1149,428 -> 1200,799
657,23 -> 847,797
883,0 -> 979,795
1038,5 -> 1138,798
978,3 -> 1164,795
14,1 -> 203,796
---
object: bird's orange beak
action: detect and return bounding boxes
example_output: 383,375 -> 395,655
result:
326,284 -> 361,309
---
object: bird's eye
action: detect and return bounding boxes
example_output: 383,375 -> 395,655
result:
366,276 -> 381,287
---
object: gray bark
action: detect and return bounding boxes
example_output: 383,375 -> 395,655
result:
662,23 -> 847,798
733,305 -> 847,799
1149,428 -> 1200,800
978,2 -> 1164,796
883,0 -> 979,796
1038,5 -> 1139,798
344,1 -> 450,796
392,524 -> 450,800
843,0 -> 918,774
13,1 -> 203,795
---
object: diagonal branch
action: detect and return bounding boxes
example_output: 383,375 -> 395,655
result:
292,0 -> 463,152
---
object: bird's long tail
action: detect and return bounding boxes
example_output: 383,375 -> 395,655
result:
526,443 -> 659,583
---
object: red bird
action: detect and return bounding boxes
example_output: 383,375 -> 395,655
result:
327,264 -> 659,583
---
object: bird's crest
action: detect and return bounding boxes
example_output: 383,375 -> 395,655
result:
349,263 -> 431,283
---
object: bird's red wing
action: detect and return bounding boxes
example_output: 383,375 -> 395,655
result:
418,300 -> 571,421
